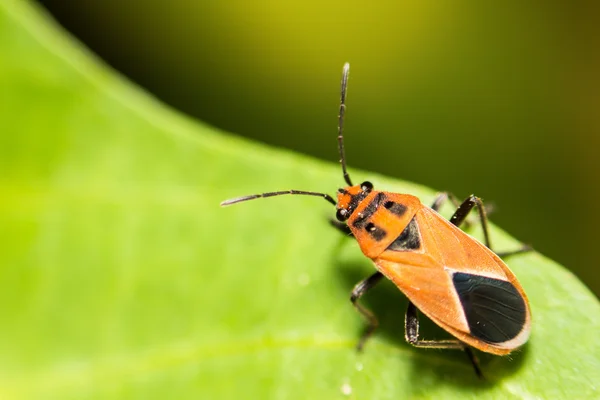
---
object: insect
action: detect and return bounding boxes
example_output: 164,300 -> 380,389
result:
221,63 -> 531,377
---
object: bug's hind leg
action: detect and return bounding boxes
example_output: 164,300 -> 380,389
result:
463,347 -> 484,379
404,301 -> 468,350
405,301 -> 483,378
350,271 -> 384,351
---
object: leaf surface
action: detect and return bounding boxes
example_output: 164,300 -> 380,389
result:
0,1 -> 598,399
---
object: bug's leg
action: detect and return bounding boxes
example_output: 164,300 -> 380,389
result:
450,195 -> 492,249
433,192 -> 495,216
351,271 -> 384,351
450,195 -> 532,256
404,302 -> 465,350
329,219 -> 353,237
496,244 -> 533,259
405,301 -> 483,378
431,192 -> 476,230
463,347 -> 484,379
430,192 -> 462,212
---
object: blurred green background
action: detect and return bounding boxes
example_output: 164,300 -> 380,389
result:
35,0 -> 600,296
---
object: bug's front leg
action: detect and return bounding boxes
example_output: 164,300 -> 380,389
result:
430,192 -> 463,213
329,219 -> 353,237
404,301 -> 483,378
350,271 -> 384,351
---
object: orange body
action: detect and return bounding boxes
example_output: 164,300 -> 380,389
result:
338,185 -> 531,355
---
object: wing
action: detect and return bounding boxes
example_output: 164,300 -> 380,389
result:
374,207 -> 531,355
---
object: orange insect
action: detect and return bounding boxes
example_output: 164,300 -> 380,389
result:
221,63 -> 531,377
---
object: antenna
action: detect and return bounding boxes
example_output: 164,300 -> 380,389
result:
338,62 -> 353,186
221,190 -> 336,207
220,64 -> 354,208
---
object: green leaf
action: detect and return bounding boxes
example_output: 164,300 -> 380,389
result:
1,1 -> 598,399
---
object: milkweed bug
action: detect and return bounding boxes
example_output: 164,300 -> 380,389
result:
221,63 -> 531,378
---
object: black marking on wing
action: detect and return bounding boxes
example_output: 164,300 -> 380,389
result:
386,216 -> 421,251
352,192 -> 385,229
452,272 -> 526,344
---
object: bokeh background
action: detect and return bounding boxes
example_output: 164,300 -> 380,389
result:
35,1 -> 600,296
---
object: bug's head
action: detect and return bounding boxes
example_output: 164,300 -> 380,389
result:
335,181 -> 373,221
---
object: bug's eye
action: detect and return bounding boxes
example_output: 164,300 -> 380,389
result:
336,208 -> 349,222
361,181 -> 373,192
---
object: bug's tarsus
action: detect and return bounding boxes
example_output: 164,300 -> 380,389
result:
350,271 -> 384,351
404,302 -> 484,378
220,190 -> 336,207
338,62 -> 353,187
